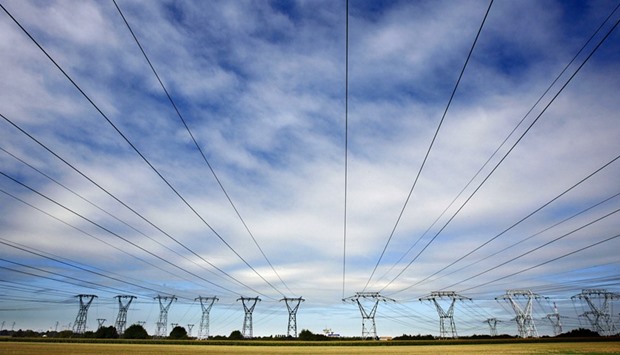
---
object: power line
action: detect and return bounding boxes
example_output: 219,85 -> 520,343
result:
445,206 -> 620,291
0,170 -> 244,296
363,0 -> 494,291
112,0 -> 292,297
0,3 -> 284,299
391,153 -> 620,293
458,232 -> 620,293
369,0 -> 620,290
342,0 -> 349,300
379,12 -> 620,293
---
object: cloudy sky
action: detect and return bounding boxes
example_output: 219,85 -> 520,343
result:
1,0 -> 619,338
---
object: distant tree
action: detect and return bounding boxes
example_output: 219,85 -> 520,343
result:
123,324 -> 149,339
58,330 -> 74,338
95,326 -> 119,339
228,330 -> 244,340
557,328 -> 600,338
169,326 -> 188,339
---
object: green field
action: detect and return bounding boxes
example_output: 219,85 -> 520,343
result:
1,341 -> 620,355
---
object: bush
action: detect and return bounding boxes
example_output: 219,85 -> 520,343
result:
95,326 -> 119,339
169,326 -> 188,339
123,324 -> 149,339
228,330 -> 244,340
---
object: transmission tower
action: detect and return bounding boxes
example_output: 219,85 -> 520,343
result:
115,295 -> 136,335
187,324 -> 194,337
72,294 -> 97,334
154,295 -> 177,337
484,318 -> 501,336
496,289 -> 543,338
97,318 -> 106,329
196,296 -> 218,339
419,291 -> 471,339
343,292 -> 395,340
280,297 -> 304,337
543,302 -> 565,336
237,296 -> 261,338
571,289 -> 619,336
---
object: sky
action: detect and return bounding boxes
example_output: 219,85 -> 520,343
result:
0,0 -> 619,338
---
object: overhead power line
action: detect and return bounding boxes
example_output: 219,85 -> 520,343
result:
112,0 -> 292,297
342,0 -> 349,300
363,0 -> 494,291
379,12 -> 620,293
0,3 -> 284,299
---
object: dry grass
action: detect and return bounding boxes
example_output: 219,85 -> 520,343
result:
1,341 -> 620,355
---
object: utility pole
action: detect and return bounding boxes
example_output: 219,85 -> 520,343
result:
571,289 -> 619,336
237,296 -> 261,338
280,297 -> 304,337
115,295 -> 136,336
543,302 -> 565,336
154,295 -> 176,337
72,294 -> 97,334
343,292 -> 395,340
196,296 -> 218,339
496,289 -> 543,338
419,291 -> 471,339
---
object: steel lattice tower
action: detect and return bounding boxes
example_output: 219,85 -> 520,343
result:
97,318 -> 106,329
543,302 -> 565,336
280,297 -> 304,337
420,291 -> 471,339
72,294 -> 97,334
196,296 -> 218,339
237,297 -> 261,338
114,295 -> 136,335
154,295 -> 176,337
496,289 -> 543,338
571,289 -> 619,336
484,318 -> 500,336
343,292 -> 394,340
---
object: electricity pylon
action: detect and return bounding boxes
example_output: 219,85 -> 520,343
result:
115,295 -> 136,335
97,318 -> 106,329
419,291 -> 471,339
543,302 -> 565,336
571,289 -> 619,336
343,292 -> 395,340
154,295 -> 176,337
496,289 -> 543,338
196,296 -> 218,339
237,296 -> 261,338
72,294 -> 97,334
484,317 -> 501,336
280,297 -> 304,337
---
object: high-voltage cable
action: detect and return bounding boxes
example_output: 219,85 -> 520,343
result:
113,0 -> 292,297
363,0 -> 494,292
379,13 -> 620,293
0,4 -> 283,299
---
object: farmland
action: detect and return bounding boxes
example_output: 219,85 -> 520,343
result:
1,340 -> 620,355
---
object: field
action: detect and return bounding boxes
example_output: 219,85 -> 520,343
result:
1,341 -> 620,355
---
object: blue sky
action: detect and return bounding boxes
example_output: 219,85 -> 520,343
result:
0,0 -> 619,338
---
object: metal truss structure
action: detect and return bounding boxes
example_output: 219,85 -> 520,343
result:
496,289 -> 543,338
484,317 -> 501,336
543,302 -> 565,336
196,296 -> 218,339
572,289 -> 619,336
343,292 -> 395,340
114,295 -> 136,335
72,294 -> 97,334
420,291 -> 471,339
237,296 -> 261,338
154,295 -> 177,337
280,297 -> 304,337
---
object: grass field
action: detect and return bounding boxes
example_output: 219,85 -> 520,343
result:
1,341 -> 620,354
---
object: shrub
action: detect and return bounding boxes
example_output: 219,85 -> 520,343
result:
123,324 -> 149,339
